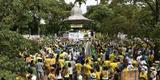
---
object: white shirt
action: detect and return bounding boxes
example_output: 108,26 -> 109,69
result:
150,71 -> 157,80
68,67 -> 73,75
127,64 -> 134,69
56,73 -> 62,79
136,55 -> 142,62
31,75 -> 37,80
68,54 -> 72,60
140,60 -> 147,65
78,75 -> 83,80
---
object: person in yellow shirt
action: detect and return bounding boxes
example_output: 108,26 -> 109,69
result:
44,56 -> 51,70
95,66 -> 101,80
59,57 -> 65,68
140,69 -> 148,80
149,54 -> 154,63
50,56 -> 56,67
85,57 -> 92,65
104,60 -> 111,67
110,62 -> 118,71
59,53 -> 64,59
119,55 -> 124,62
83,59 -> 92,79
109,53 -> 115,62
75,62 -> 82,74
121,67 -> 129,80
62,65 -> 69,80
48,69 -> 55,80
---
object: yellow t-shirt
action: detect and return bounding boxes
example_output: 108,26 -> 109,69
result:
16,76 -> 24,80
50,58 -> 56,65
84,64 -> 92,76
75,63 -> 82,73
44,58 -> 51,69
104,60 -> 110,67
122,68 -> 129,80
48,73 -> 55,79
140,72 -> 147,80
64,70 -> 69,78
85,57 -> 92,65
110,62 -> 118,70
119,55 -> 124,60
59,59 -> 64,68
100,66 -> 103,72
59,53 -> 64,58
149,55 -> 154,62
109,53 -> 115,61
96,71 -> 101,80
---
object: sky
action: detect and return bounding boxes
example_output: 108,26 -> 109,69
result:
65,0 -> 100,13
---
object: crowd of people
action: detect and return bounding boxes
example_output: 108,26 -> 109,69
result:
20,38 -> 160,80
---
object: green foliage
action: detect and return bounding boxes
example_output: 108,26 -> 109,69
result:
86,5 -> 114,33
0,0 -> 71,34
0,30 -> 39,78
86,0 -> 160,38
0,70 -> 16,80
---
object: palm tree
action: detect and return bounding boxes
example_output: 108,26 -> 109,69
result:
74,0 -> 86,7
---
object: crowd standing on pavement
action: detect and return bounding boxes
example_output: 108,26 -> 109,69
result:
20,38 -> 160,80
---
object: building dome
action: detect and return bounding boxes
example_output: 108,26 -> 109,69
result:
70,5 -> 82,16
64,5 -> 92,24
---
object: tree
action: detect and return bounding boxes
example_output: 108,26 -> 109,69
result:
0,0 -> 71,35
86,4 -> 141,36
0,30 -> 40,79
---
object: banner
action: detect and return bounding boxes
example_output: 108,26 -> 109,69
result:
68,32 -> 84,40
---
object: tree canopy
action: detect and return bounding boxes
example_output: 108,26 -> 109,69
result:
0,0 -> 72,34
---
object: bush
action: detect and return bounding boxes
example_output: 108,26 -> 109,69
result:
0,30 -> 39,78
